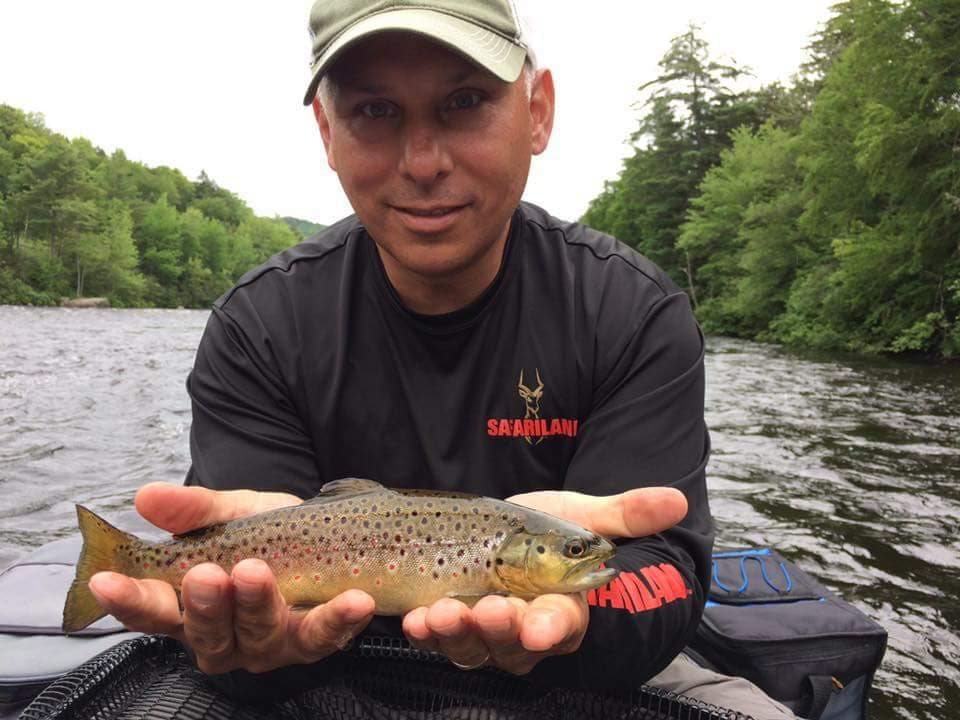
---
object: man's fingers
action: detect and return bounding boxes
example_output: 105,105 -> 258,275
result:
134,482 -> 302,533
507,487 -> 688,539
519,594 -> 587,654
401,606 -> 441,654
181,563 -> 236,674
424,599 -> 489,670
88,572 -> 184,637
473,595 -> 530,671
294,589 -> 376,660
230,559 -> 288,668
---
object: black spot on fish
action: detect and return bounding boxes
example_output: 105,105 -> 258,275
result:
495,558 -> 504,566
324,517 -> 331,524
340,517 -> 347,524
457,549 -> 465,557
485,560 -> 492,568
432,572 -> 439,580
537,546 -> 545,554
421,518 -> 428,525
455,522 -> 462,531
411,510 -> 418,517
524,538 -> 532,546
437,558 -> 445,566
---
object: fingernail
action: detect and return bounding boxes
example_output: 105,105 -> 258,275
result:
233,577 -> 263,604
188,582 -> 221,610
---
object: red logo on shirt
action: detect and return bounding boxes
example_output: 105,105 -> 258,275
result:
587,563 -> 692,613
486,368 -> 579,444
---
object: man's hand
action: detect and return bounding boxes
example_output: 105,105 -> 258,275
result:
87,482 -> 376,675
402,487 -> 687,674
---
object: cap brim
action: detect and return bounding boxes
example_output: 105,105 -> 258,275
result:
302,8 -> 527,105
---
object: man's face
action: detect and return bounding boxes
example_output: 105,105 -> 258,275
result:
313,33 -> 554,293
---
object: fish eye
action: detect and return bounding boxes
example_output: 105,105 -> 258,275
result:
564,539 -> 586,558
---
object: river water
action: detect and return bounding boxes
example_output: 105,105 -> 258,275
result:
0,306 -> 957,719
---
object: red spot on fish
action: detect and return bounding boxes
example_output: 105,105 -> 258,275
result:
389,563 -> 396,571
419,566 -> 426,574
352,568 -> 360,576
142,563 -> 149,569
180,562 -> 188,570
314,574 -> 321,581
163,549 -> 169,555
326,558 -> 332,565
294,575 -> 301,581
376,579 -> 382,587
273,552 -> 281,560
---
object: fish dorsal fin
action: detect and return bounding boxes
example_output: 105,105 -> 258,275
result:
303,478 -> 386,505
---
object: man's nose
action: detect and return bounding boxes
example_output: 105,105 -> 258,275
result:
399,123 -> 452,187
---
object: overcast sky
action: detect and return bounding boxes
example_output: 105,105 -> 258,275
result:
0,1 -> 835,226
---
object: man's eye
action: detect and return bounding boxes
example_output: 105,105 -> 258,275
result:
358,102 -> 395,119
447,92 -> 482,111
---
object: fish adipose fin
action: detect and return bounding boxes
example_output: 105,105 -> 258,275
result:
62,505 -> 139,633
303,478 -> 386,505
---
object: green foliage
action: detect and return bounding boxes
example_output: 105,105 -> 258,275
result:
0,104 -> 320,309
585,0 -> 960,358
282,216 -> 327,239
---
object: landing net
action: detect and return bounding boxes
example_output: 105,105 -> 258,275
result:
19,635 -> 752,720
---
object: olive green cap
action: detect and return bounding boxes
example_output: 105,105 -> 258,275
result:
303,0 -> 531,105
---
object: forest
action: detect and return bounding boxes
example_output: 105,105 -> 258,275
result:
0,106 -> 323,309
1,0 -> 957,357
584,0 -> 959,358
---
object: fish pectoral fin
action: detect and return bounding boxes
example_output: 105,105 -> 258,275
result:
303,478 -> 386,505
289,602 -> 320,613
445,591 -> 509,608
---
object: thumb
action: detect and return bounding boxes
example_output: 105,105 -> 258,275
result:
507,487 -> 688,539
134,482 -> 302,534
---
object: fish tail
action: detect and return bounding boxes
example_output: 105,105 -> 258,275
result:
62,505 -> 139,633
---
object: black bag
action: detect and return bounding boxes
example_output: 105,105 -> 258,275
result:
687,548 -> 887,720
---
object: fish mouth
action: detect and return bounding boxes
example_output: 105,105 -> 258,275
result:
561,560 -> 619,590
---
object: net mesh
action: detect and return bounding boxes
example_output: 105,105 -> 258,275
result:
19,635 -> 752,720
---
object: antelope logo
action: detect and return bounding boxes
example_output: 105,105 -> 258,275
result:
518,369 -> 545,446
486,368 -> 579,443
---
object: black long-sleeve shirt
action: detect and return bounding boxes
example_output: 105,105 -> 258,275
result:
184,201 -> 714,696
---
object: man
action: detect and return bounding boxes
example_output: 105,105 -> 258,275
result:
88,2 -> 795,717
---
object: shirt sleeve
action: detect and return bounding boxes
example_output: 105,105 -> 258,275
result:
529,289 -> 714,690
184,302 -> 320,497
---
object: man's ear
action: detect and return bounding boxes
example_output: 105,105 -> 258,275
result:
311,96 -> 337,172
529,68 -> 555,156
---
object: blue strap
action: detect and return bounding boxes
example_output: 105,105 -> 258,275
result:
712,551 -> 793,595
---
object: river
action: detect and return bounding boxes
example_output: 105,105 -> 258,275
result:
0,306 -> 957,719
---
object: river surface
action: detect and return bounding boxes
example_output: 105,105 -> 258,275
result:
0,306 -> 957,719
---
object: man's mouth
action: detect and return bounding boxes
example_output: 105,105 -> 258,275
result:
395,205 -> 464,217
391,204 -> 469,233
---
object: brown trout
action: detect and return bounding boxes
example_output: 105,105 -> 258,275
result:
63,479 -> 618,632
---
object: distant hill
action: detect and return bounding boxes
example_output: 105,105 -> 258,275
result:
282,217 -> 327,239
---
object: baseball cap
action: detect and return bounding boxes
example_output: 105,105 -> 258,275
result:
302,0 -> 533,106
